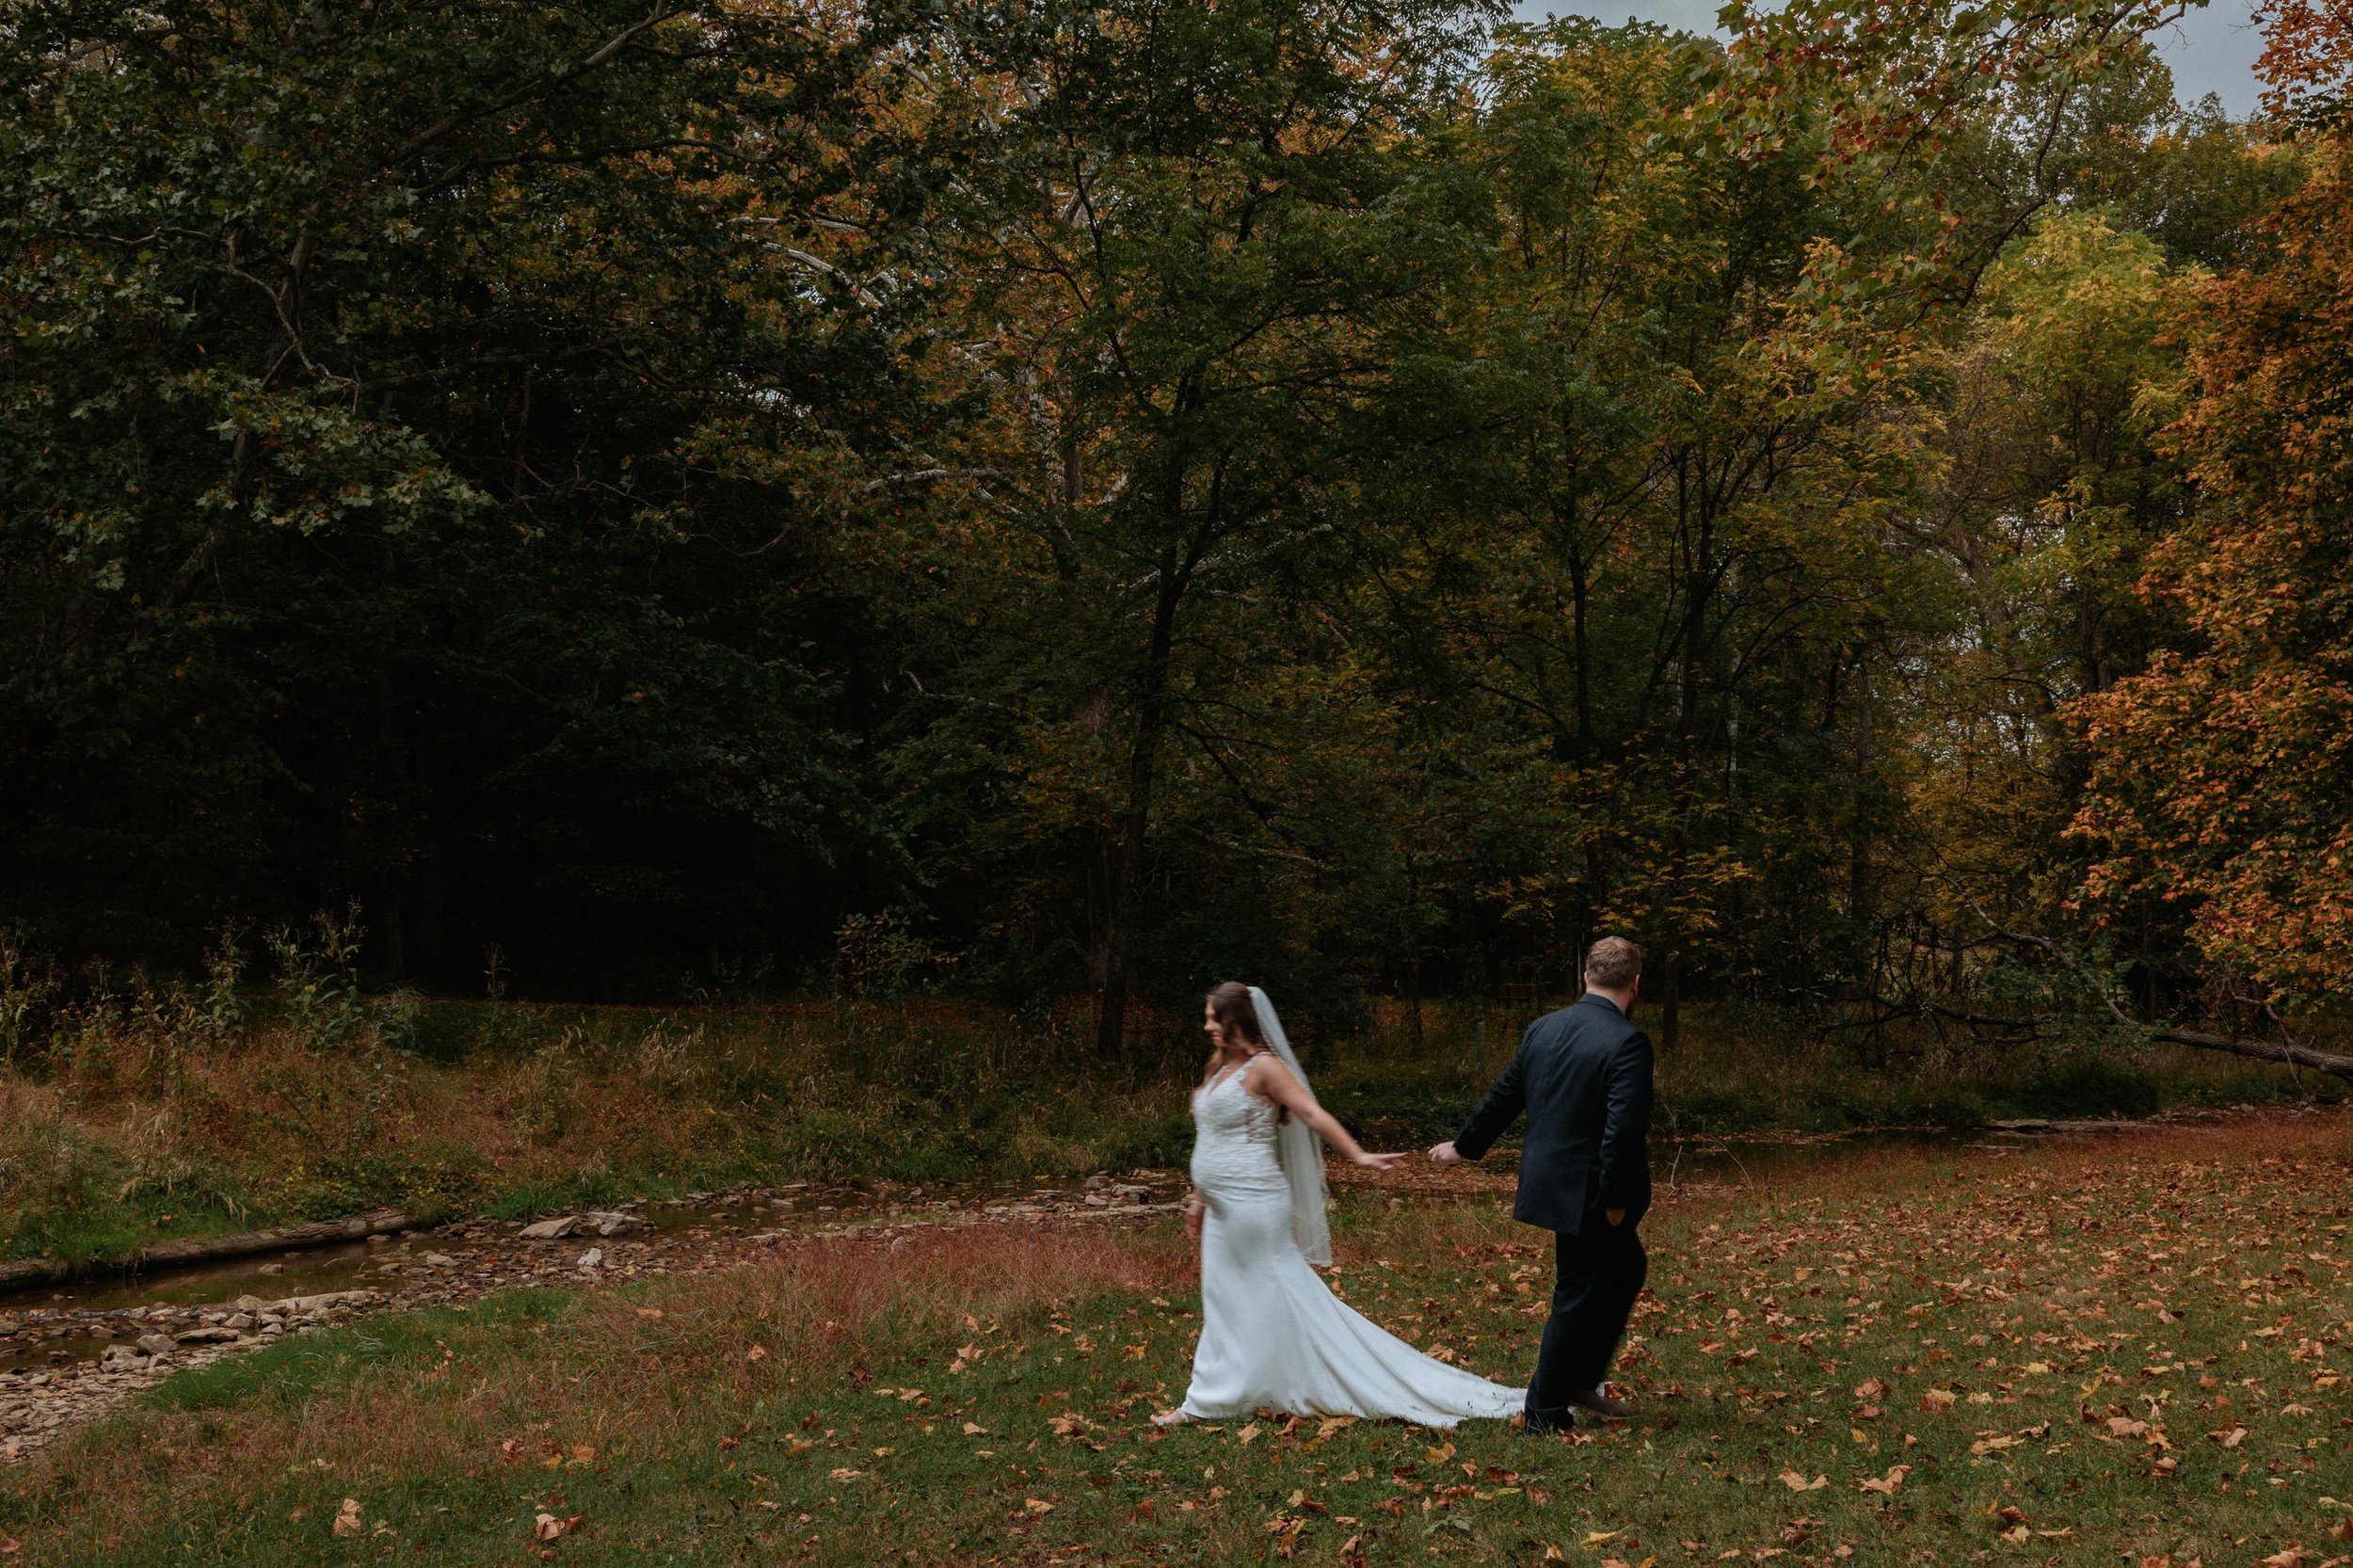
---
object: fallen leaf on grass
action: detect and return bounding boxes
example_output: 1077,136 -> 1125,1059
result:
1023,1498 -> 1055,1515
1857,1464 -> 1911,1495
1852,1379 -> 1887,1401
2207,1426 -> 2249,1448
2107,1416 -> 2149,1438
331,1499 -> 362,1539
2260,1551 -> 2303,1568
744,1345 -> 769,1364
534,1512 -> 580,1542
1922,1389 -> 1957,1412
1237,1422 -> 1260,1445
1,1540 -> 20,1557
1780,1471 -> 1828,1491
962,1422 -> 988,1435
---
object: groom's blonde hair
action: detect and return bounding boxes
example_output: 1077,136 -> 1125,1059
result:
1584,936 -> 1641,991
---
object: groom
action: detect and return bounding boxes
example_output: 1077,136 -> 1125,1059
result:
1430,936 -> 1654,1432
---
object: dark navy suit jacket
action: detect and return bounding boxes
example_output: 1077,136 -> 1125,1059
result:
1452,993 -> 1654,1236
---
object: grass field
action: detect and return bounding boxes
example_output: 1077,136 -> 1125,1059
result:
4,1111 -> 2346,1565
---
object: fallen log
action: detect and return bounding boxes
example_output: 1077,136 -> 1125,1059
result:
1952,901 -> 2353,1085
132,1209 -> 410,1268
2149,1027 -> 2353,1082
0,1210 -> 409,1292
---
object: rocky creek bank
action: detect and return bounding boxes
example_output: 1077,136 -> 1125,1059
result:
1,1172 -> 1180,1464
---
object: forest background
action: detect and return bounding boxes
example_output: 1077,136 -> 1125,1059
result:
6,0 -> 2353,1250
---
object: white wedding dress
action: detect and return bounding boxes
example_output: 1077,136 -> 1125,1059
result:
1176,1061 -> 1524,1426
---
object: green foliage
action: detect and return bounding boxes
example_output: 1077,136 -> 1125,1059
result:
0,0 -> 2325,1056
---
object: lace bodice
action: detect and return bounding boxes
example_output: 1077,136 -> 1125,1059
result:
1191,1064 -> 1286,1193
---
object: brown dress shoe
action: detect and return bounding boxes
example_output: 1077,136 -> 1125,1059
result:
1567,1388 -> 1631,1420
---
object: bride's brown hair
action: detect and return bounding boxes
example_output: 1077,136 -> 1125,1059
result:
1206,982 -> 1267,1048
1207,981 -> 1287,1121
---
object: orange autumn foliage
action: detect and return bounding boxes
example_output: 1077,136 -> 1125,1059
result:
2070,106 -> 2353,999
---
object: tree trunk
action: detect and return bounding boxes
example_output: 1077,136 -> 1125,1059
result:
1094,545 -> 1184,1060
1657,949 -> 1681,1048
1568,531 -> 1593,761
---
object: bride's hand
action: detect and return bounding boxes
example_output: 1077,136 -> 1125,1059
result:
1184,1196 -> 1205,1240
1352,1151 -> 1404,1171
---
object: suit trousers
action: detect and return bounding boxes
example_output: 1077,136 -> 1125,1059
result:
1525,1218 -> 1646,1427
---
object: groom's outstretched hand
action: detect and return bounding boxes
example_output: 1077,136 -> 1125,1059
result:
1427,1141 -> 1464,1166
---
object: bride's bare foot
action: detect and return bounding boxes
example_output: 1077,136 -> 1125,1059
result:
1150,1409 -> 1194,1429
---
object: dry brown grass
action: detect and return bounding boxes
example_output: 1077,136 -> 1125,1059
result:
22,1219 -> 1198,1550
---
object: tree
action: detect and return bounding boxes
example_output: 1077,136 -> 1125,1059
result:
0,0 -> 929,986
2072,122 -> 2353,1008
888,0 -> 1497,1052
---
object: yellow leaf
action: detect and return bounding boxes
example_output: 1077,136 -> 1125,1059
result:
1857,1464 -> 1911,1495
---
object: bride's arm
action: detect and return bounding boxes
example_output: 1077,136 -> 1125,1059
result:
1246,1057 -> 1400,1170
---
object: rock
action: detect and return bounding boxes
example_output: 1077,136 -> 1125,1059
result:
1082,1174 -> 1112,1191
520,1216 -> 581,1240
175,1326 -> 239,1346
584,1211 -> 643,1237
226,1314 -> 257,1331
102,1345 -> 140,1367
423,1253 -> 456,1267
577,1248 -> 603,1271
235,1295 -> 269,1312
257,1262 -> 284,1275
273,1290 -> 375,1314
136,1334 -> 175,1356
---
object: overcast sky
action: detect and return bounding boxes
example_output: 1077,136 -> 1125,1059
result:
1509,0 -> 2269,116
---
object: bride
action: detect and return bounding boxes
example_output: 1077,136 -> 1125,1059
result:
1155,983 -> 1523,1428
